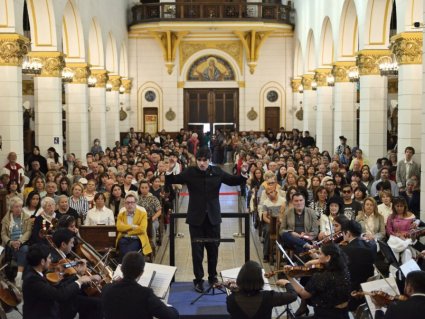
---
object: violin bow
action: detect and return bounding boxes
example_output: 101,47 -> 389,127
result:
372,265 -> 399,295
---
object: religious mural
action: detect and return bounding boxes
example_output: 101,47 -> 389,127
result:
187,55 -> 235,81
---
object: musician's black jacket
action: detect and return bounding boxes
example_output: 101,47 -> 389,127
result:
165,165 -> 246,226
22,267 -> 80,319
375,295 -> 425,319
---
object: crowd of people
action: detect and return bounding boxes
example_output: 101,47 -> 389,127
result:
1,125 -> 425,318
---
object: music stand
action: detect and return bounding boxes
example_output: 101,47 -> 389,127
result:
275,241 -> 296,319
190,237 -> 235,305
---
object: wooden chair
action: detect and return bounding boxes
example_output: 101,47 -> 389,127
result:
269,216 -> 279,264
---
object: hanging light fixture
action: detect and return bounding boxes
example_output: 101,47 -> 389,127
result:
22,56 -> 42,75
379,56 -> 398,76
88,75 -> 97,88
298,84 -> 304,94
327,74 -> 335,87
348,68 -> 359,82
311,80 -> 317,91
119,85 -> 125,94
61,67 -> 74,83
106,82 -> 113,92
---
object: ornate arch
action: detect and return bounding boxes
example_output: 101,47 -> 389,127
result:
305,29 -> 316,72
137,81 -> 163,131
25,0 -> 58,50
187,55 -> 235,81
363,0 -> 393,48
397,0 -> 422,32
259,82 -> 286,131
294,39 -> 304,77
0,0 -> 17,32
88,18 -> 104,68
62,0 -> 85,61
319,17 -> 334,66
337,0 -> 358,60
105,31 -> 118,74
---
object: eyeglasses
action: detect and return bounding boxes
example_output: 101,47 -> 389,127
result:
342,190 -> 352,194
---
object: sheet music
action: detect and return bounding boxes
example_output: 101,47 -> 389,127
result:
113,262 -> 177,299
220,267 -> 271,291
400,259 -> 421,277
360,277 -> 399,319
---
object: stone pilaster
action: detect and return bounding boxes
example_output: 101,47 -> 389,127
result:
89,69 -> 108,150
314,68 -> 333,152
0,33 -> 29,165
301,74 -> 316,136
291,78 -> 303,130
106,75 -> 121,146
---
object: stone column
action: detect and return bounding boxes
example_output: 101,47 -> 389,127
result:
89,69 -> 108,151
332,62 -> 357,149
29,51 -> 65,159
357,49 -> 391,164
392,32 -> 422,163
314,68 -> 334,152
64,63 -> 90,160
106,75 -> 121,147
291,78 -> 303,130
119,79 -> 132,133
0,34 -> 28,165
301,74 -> 316,136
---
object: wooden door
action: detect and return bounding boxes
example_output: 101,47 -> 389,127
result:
264,107 -> 280,134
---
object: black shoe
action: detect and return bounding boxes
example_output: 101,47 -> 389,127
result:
208,277 -> 218,285
194,281 -> 204,293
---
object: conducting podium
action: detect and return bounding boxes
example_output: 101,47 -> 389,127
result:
79,225 -> 117,252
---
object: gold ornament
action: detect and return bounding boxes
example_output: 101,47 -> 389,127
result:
247,107 -> 258,121
332,62 -> 356,82
122,79 -> 132,93
27,52 -> 65,77
22,80 -> 34,95
0,34 -> 29,66
391,32 -> 422,65
165,108 -> 176,121
295,106 -> 303,121
66,63 -> 90,84
291,78 -> 302,92
314,68 -> 332,87
108,75 -> 122,91
120,107 -> 127,121
356,49 -> 392,76
301,74 -> 314,90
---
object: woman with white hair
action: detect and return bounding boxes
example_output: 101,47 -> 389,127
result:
30,196 -> 57,244
1,197 -> 32,287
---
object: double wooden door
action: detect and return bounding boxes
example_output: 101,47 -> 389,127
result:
184,89 -> 239,133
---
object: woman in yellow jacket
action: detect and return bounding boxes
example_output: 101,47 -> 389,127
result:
116,191 -> 152,261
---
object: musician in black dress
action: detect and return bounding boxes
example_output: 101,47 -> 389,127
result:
226,260 -> 297,319
286,243 -> 351,319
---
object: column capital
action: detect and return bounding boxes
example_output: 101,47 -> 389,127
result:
301,74 -> 314,90
121,78 -> 132,93
356,49 -> 392,76
90,69 -> 108,88
66,62 -> 90,84
291,78 -> 302,92
0,33 -> 29,66
391,32 -> 422,65
108,75 -> 122,91
28,51 -> 65,77
332,61 -> 356,82
314,68 -> 332,87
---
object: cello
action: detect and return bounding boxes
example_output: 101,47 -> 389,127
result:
0,264 -> 22,314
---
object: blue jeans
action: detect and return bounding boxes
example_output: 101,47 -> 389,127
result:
118,237 -> 142,261
280,232 -> 309,254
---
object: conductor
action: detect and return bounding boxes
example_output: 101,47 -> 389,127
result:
166,147 -> 247,293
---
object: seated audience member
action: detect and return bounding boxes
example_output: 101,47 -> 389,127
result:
341,184 -> 362,220
22,190 -> 41,217
116,192 -> 152,261
102,252 -> 179,319
1,197 -> 32,287
399,178 -> 420,218
55,195 -> 81,225
356,197 -> 386,244
370,167 -> 399,197
85,193 -> 115,226
279,192 -> 318,253
378,190 -> 393,223
31,197 -> 57,245
226,260 -> 297,319
373,270 -> 425,319
108,184 -> 124,219
318,196 -> 343,240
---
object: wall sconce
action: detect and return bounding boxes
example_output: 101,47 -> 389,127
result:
88,76 -> 97,88
327,74 -> 335,87
62,67 -> 74,83
106,82 -> 112,92
348,68 -> 359,82
311,80 -> 317,91
119,85 -> 125,94
22,56 -> 42,75
298,84 -> 304,94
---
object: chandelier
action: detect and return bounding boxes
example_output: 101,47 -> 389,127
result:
88,75 -> 97,88
22,56 -> 42,75
61,67 -> 74,83
327,74 -> 335,87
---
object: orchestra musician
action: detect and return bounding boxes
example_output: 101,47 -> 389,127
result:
226,260 -> 297,319
102,252 -> 179,319
50,228 -> 102,319
22,243 -> 94,319
373,270 -> 425,319
286,243 -> 351,319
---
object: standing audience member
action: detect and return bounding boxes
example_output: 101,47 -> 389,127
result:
396,147 -> 420,191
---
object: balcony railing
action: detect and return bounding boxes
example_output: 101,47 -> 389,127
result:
129,2 -> 295,26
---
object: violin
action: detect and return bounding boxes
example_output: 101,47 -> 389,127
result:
46,259 -> 84,284
264,269 -> 287,279
299,231 -> 344,257
351,290 -> 408,306
282,264 -> 324,277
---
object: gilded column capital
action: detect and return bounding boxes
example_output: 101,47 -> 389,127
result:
22,80 -> 34,95
121,79 -> 132,93
356,49 -> 392,76
0,33 -> 29,66
314,68 -> 332,87
391,32 -> 422,65
332,61 -> 356,82
291,78 -> 302,93
90,69 -> 108,88
108,75 -> 122,91
66,62 -> 90,84
301,74 -> 314,90
28,51 -> 65,77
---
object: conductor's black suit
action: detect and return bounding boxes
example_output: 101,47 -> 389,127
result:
166,165 -> 246,284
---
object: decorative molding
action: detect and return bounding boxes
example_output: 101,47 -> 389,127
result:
150,31 -> 188,74
391,32 -> 422,65
332,61 -> 356,82
177,81 -> 185,88
314,68 -> 332,87
165,108 -> 176,121
122,79 -> 132,93
238,81 -> 245,88
22,80 -> 34,95
108,75 -> 122,91
247,107 -> 258,121
291,78 -> 301,92
356,49 -> 392,76
28,51 -> 65,77
0,33 -> 29,66
66,62 -> 90,84
234,30 -> 273,74
180,41 -> 243,76
301,74 -> 314,90
90,69 -> 108,88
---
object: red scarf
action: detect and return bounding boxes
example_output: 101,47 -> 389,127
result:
5,162 -> 23,183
